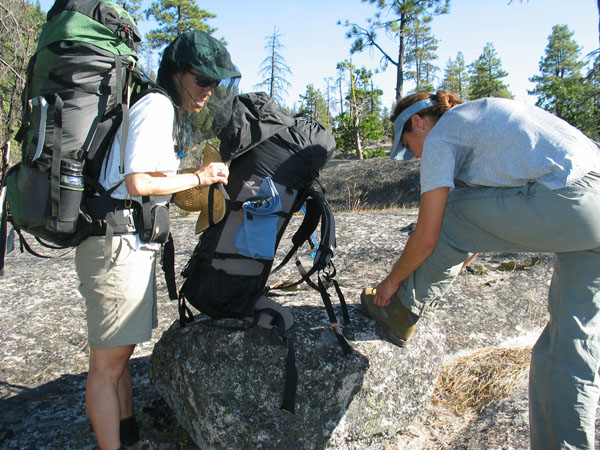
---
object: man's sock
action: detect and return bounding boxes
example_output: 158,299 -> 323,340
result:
120,415 -> 140,447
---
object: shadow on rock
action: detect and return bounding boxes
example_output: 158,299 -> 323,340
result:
1,372 -> 91,449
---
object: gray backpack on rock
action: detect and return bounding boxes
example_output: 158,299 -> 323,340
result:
177,92 -> 352,413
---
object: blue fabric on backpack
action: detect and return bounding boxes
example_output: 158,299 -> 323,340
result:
233,177 -> 282,259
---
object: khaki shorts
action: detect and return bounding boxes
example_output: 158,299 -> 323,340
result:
75,236 -> 158,349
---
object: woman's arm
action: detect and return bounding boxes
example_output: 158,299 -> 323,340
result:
374,186 -> 450,307
124,162 -> 229,197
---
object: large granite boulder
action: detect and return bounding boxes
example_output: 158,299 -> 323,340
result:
149,302 -> 446,449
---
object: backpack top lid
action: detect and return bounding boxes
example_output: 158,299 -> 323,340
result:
217,92 -> 336,190
160,31 -> 241,82
39,0 -> 141,58
217,93 -> 294,162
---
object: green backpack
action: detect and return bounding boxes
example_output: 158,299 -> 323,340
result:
6,0 -> 142,248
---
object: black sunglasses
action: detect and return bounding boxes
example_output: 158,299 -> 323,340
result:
189,72 -> 220,89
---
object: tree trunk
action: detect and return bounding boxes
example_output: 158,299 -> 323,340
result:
354,118 -> 363,160
395,13 -> 408,101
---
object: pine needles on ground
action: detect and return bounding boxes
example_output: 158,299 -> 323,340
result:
432,346 -> 531,414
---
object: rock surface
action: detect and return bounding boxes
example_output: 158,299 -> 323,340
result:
319,158 -> 421,210
148,302 -> 445,449
0,157 -> 598,449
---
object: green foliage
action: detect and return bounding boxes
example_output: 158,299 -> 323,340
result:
333,61 -> 385,158
334,112 -> 354,154
334,112 -> 385,158
144,0 -> 216,50
359,113 -> 385,142
404,19 -> 439,93
578,54 -> 600,140
440,52 -> 469,100
116,0 -> 143,24
468,43 -> 513,99
362,147 -> 387,159
381,106 -> 393,139
527,25 -> 600,139
298,84 -> 330,127
0,0 -> 45,161
341,0 -> 449,98
529,25 -> 585,120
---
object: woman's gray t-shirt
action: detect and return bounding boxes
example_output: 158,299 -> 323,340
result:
420,97 -> 600,194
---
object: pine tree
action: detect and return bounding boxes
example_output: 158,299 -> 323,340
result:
468,43 -> 512,99
255,27 -> 292,107
340,0 -> 449,100
144,0 -> 216,50
404,19 -> 439,93
529,25 -> 585,122
117,0 -> 143,24
581,54 -> 600,139
334,61 -> 384,159
298,84 -> 330,127
440,52 -> 469,100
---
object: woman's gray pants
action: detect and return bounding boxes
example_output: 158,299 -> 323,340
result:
396,172 -> 600,450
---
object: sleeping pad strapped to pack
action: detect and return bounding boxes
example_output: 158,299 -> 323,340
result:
177,92 -> 352,413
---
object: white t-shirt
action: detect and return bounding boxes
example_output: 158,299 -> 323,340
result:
100,92 -> 181,250
100,92 -> 181,203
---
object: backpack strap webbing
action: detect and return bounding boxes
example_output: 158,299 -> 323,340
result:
272,188 -> 335,280
271,196 -> 322,276
288,259 -> 352,356
50,94 -> 64,219
178,292 -> 195,327
0,141 -> 12,276
315,272 -> 352,355
280,334 -> 297,414
12,228 -> 72,259
161,232 -> 178,300
117,56 -> 130,174
263,308 -> 297,414
270,188 -> 352,355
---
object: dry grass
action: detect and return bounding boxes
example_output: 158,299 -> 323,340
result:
347,183 -> 368,211
432,346 -> 531,414
335,184 -> 417,213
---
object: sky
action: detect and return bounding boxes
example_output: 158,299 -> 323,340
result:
37,0 -> 599,111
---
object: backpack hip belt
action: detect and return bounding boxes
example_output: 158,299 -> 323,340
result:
88,206 -> 137,237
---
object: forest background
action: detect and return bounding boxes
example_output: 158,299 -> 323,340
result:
1,0 -> 599,166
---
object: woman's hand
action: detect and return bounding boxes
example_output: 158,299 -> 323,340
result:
374,276 -> 400,307
194,162 -> 229,187
125,162 -> 229,197
372,187 -> 451,307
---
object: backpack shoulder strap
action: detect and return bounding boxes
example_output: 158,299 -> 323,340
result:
271,187 -> 335,280
270,187 -> 352,355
